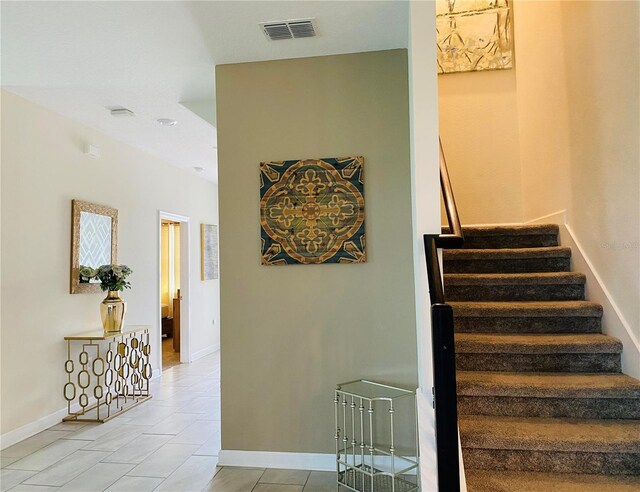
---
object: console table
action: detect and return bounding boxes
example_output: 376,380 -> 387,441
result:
63,325 -> 152,422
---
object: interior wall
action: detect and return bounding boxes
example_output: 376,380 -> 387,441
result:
560,0 -> 640,340
513,0 -> 572,221
216,49 -> 418,455
438,60 -> 523,224
513,1 -> 640,364
0,90 -> 220,438
436,1 -> 638,372
408,1 -> 449,489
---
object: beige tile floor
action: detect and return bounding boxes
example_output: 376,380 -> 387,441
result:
0,352 -> 336,491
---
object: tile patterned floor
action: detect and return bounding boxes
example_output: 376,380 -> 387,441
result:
0,352 -> 336,491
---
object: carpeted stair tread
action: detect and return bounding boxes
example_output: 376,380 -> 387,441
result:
456,333 -> 622,354
445,273 -> 586,301
465,470 -> 640,492
459,415 -> 640,453
450,300 -> 602,317
457,371 -> 640,398
444,246 -> 571,260
443,224 -> 560,249
445,272 -> 586,286
450,223 -> 640,481
460,224 -> 560,236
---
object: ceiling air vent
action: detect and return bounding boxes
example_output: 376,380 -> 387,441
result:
107,106 -> 135,118
260,19 -> 317,41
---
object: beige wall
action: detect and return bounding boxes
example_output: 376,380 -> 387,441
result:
560,0 -> 639,336
438,61 -> 523,224
514,0 -> 640,350
0,91 -> 220,438
438,0 -> 639,370
216,50 -> 418,454
513,0 -> 572,221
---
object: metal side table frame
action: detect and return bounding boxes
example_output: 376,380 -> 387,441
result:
335,380 -> 419,492
63,325 -> 152,423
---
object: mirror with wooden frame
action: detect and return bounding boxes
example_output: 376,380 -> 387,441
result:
70,200 -> 118,294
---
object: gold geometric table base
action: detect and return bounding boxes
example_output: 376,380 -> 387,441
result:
63,325 -> 152,423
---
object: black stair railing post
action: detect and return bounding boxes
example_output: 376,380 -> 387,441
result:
424,234 -> 461,492
431,303 -> 460,492
423,140 -> 464,492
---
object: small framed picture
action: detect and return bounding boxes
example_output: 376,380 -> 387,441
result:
200,224 -> 219,280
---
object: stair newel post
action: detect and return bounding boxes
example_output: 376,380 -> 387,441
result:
423,140 -> 464,491
432,302 -> 460,492
424,233 -> 462,492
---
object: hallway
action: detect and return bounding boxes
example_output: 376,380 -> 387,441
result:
0,353 -> 334,491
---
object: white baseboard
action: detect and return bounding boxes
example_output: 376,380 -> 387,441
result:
523,209 -> 640,377
524,209 -> 567,226
218,450 -> 335,471
190,342 -> 219,363
0,402 -> 81,450
560,223 -> 640,378
441,221 -> 524,228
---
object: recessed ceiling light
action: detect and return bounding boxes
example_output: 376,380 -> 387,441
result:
193,166 -> 204,173
157,118 -> 178,127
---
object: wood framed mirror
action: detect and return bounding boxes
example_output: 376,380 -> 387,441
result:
70,200 -> 118,294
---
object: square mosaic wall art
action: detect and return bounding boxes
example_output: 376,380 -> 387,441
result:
436,0 -> 513,74
260,156 -> 365,265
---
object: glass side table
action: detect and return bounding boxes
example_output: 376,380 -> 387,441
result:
335,380 -> 419,492
63,325 -> 152,422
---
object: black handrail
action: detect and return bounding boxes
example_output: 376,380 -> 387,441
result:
435,140 -> 464,250
424,138 -> 463,492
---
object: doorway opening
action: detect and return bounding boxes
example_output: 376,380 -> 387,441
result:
158,211 -> 191,372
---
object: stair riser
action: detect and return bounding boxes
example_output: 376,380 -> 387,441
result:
462,449 -> 640,475
456,353 -> 621,373
446,284 -> 585,302
460,235 -> 559,250
458,396 -> 640,420
445,258 -> 571,274
454,316 -> 602,334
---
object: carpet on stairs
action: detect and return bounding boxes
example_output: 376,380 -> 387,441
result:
443,224 -> 640,491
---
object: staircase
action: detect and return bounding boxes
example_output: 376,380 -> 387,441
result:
443,224 -> 640,491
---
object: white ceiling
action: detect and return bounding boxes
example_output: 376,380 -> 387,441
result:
1,1 -> 409,182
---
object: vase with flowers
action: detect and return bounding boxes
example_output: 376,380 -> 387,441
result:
93,264 -> 133,333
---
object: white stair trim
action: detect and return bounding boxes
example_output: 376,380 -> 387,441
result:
527,210 -> 640,378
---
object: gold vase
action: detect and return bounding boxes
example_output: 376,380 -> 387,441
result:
100,291 -> 127,333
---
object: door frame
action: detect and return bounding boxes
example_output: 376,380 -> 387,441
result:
158,211 -> 191,371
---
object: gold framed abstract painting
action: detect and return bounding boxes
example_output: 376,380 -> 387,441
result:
260,156 -> 365,265
437,0 -> 513,74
